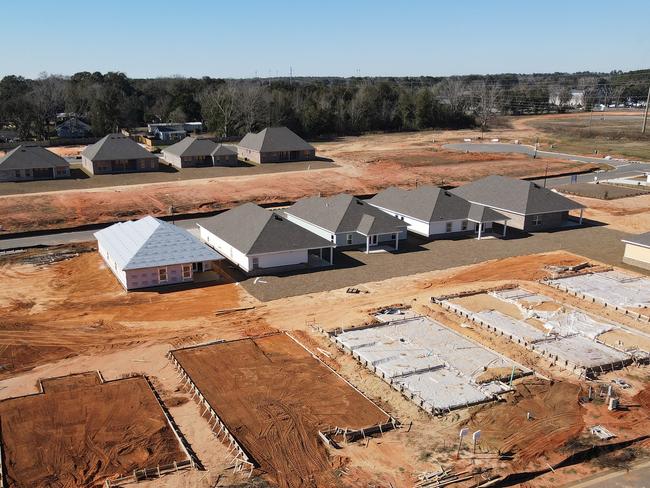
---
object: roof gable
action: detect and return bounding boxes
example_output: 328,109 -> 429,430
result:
81,134 -> 155,162
0,145 -> 70,170
286,194 -> 406,235
94,216 -> 222,270
238,127 -> 314,152
162,137 -> 218,157
210,144 -> 237,156
369,185 -> 473,222
199,203 -> 332,255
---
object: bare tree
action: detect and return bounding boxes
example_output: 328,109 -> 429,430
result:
199,84 -> 238,137
237,84 -> 266,134
31,73 -> 66,139
471,81 -> 501,135
436,77 -> 467,113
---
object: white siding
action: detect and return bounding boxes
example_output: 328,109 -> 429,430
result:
199,226 -> 251,271
284,214 -> 335,242
98,242 -> 128,289
255,250 -> 309,269
161,151 -> 183,168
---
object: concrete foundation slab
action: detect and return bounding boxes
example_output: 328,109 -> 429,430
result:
549,271 -> 650,309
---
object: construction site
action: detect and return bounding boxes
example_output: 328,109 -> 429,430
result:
169,333 -> 396,488
0,371 -> 194,487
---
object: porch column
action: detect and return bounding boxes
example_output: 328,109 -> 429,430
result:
502,221 -> 508,237
579,208 -> 584,225
366,236 -> 370,254
477,222 -> 483,240
395,233 -> 399,250
330,247 -> 334,265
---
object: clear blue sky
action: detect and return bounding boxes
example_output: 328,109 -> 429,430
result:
2,0 -> 649,78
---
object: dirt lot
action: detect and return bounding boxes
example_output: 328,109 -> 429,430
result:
569,193 -> 650,233
0,127 -> 594,234
172,333 -> 391,488
0,371 -> 188,487
1,247 -> 649,487
0,160 -> 336,196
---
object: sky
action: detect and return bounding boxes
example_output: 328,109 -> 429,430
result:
2,0 -> 649,79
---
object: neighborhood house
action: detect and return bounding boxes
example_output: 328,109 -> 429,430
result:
0,145 -> 71,182
198,203 -> 335,274
95,216 -> 223,290
80,134 -> 159,175
622,232 -> 650,271
161,137 -> 238,168
237,126 -> 316,164
368,185 -> 510,239
284,194 -> 408,252
450,175 -> 585,231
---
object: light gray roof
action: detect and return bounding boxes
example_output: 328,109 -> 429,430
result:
450,175 -> 585,215
238,127 -> 314,153
622,231 -> 650,249
94,216 -> 223,270
368,186 -> 471,222
0,145 -> 70,170
211,144 -> 237,157
57,117 -> 91,132
199,203 -> 333,255
286,194 -> 407,235
81,134 -> 156,162
162,137 -> 218,157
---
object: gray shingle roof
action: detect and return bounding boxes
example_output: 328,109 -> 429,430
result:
622,231 -> 650,249
199,203 -> 333,255
467,203 -> 509,223
450,175 -> 585,215
0,145 -> 70,170
211,144 -> 237,157
94,216 -> 223,270
368,186 -> 469,222
81,134 -> 156,162
238,127 -> 314,152
162,137 -> 218,158
286,194 -> 407,235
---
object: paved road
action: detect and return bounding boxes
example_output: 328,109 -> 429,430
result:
443,142 -> 650,188
567,459 -> 650,488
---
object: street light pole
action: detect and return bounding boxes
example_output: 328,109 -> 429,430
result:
642,85 -> 650,134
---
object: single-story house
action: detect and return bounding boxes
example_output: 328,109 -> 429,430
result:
368,185 -> 510,239
94,216 -> 223,290
450,175 -> 585,231
56,117 -> 92,138
237,127 -> 315,164
284,194 -> 408,252
148,122 -> 203,142
80,134 -> 159,174
161,137 -> 238,168
198,203 -> 335,274
622,232 -> 650,271
0,145 -> 70,182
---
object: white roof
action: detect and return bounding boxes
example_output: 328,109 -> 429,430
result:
94,216 -> 223,270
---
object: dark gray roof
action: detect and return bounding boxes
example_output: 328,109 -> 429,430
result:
0,145 -> 70,170
199,203 -> 333,255
286,194 -> 407,235
162,137 -> 218,157
94,216 -> 223,270
238,127 -> 314,152
369,186 -> 472,222
450,175 -> 585,215
467,203 -> 509,223
81,134 -> 156,162
622,232 -> 650,249
56,117 -> 91,132
210,144 -> 237,157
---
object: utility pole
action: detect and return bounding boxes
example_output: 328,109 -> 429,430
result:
642,85 -> 650,134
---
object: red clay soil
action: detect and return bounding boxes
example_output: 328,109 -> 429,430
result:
464,380 -> 584,469
0,372 -> 188,487
171,333 -> 391,488
0,145 -> 594,234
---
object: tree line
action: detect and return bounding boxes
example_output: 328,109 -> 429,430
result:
0,70 -> 648,141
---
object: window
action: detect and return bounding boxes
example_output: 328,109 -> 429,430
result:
330,234 -> 335,242
252,257 -> 259,269
346,234 -> 353,245
391,234 -> 396,240
532,215 -> 543,226
14,170 -> 20,177
446,222 -> 453,233
158,267 -> 168,283
182,265 -> 192,280
461,221 -> 468,231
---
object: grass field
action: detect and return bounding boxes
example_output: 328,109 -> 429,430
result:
527,113 -> 650,160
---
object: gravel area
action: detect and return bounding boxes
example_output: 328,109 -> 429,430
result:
557,183 -> 650,200
237,224 -> 645,302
